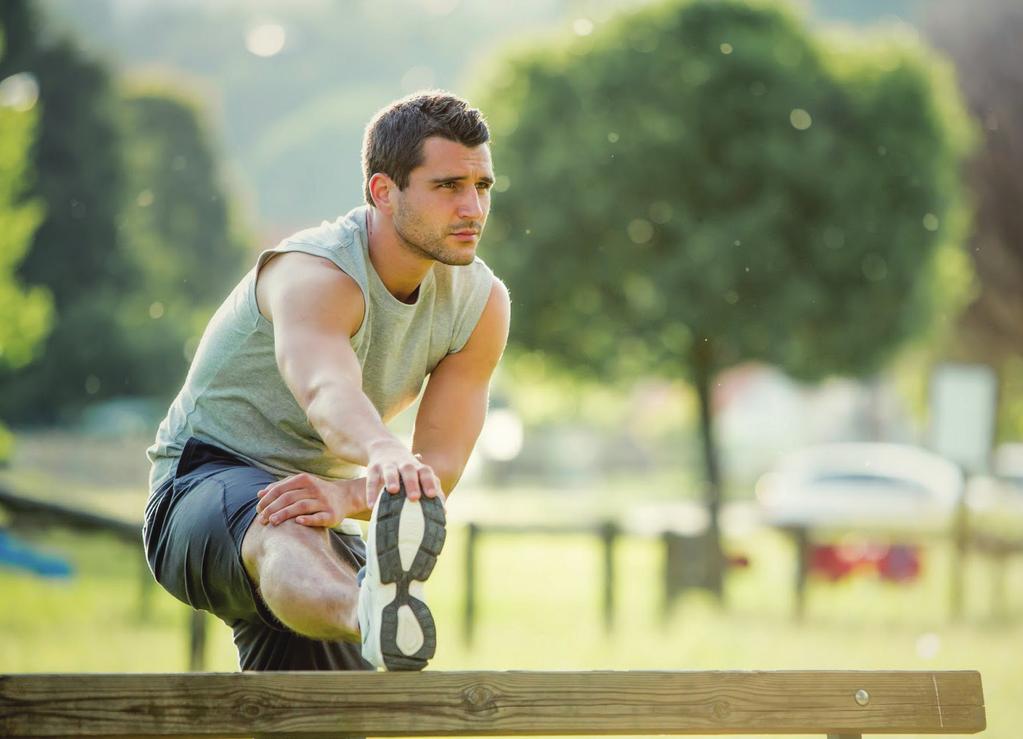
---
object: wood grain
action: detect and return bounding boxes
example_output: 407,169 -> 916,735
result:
0,670 -> 985,737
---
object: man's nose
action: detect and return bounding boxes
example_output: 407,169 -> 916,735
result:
457,188 -> 485,220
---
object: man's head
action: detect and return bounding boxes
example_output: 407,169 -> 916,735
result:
362,91 -> 494,266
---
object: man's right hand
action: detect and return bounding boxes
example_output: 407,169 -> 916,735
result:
366,438 -> 444,508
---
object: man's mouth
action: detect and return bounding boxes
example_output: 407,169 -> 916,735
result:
451,228 -> 480,241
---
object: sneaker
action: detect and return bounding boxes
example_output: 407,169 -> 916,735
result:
357,480 -> 446,671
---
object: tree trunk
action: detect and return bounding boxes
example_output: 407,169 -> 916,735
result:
691,339 -> 724,598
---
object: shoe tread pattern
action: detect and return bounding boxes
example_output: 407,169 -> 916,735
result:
373,484 -> 446,671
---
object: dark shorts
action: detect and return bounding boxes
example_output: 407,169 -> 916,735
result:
143,437 -> 372,671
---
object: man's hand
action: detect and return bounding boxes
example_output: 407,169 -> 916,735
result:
256,473 -> 359,528
366,439 -> 444,508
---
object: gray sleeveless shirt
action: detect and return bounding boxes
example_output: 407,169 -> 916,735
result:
146,205 -> 494,492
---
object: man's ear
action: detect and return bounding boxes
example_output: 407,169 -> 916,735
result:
369,173 -> 398,213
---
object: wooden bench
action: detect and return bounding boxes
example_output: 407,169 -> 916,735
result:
0,670 -> 985,737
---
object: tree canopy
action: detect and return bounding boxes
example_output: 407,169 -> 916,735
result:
0,1 -> 249,423
477,0 -> 974,588
115,84 -> 250,399
480,0 -> 973,385
0,22 -> 52,457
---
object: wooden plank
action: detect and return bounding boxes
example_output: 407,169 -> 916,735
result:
0,670 -> 985,737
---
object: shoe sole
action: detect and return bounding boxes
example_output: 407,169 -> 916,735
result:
373,485 -> 446,671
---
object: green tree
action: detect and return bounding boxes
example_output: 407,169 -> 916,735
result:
0,24 -> 53,458
116,82 -> 250,399
0,2 -> 249,422
0,0 -> 129,422
926,0 -> 1023,441
479,0 -> 973,588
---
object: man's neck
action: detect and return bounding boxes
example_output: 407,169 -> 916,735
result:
365,207 -> 434,304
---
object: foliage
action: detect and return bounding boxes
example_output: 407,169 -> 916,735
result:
0,88 -> 51,372
477,0 -> 974,582
0,0 -> 129,422
115,82 -> 250,399
479,0 -> 974,385
0,2 -> 249,422
0,20 -> 53,460
925,0 -> 1023,365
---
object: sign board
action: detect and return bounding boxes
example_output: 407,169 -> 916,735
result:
929,363 -> 998,472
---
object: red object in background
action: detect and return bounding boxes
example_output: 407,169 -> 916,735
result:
807,542 -> 921,582
808,544 -> 857,581
727,553 -> 750,569
877,544 -> 921,582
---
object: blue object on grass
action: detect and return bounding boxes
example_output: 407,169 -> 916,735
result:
0,529 -> 74,579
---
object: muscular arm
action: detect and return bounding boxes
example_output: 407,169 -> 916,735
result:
254,253 -> 441,527
258,252 -> 389,464
412,278 -> 511,494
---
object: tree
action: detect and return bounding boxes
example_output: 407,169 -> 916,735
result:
0,0 -> 129,422
0,23 -> 53,458
925,0 -> 1023,440
478,0 -> 973,589
0,2 -> 249,422
115,82 -> 250,400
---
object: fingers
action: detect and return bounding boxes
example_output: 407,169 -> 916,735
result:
257,489 -> 311,524
365,448 -> 444,507
255,474 -> 308,515
401,463 -> 421,501
255,473 -> 336,526
366,467 -> 383,509
418,466 -> 442,500
383,464 -> 401,494
296,511 -> 335,527
263,499 -> 320,526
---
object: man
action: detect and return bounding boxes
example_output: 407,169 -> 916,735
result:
144,91 -> 510,672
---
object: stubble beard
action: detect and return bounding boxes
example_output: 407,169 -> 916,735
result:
392,202 -> 479,267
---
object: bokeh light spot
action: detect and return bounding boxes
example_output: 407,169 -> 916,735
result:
790,108 -> 812,130
627,219 -> 654,244
573,18 -> 594,36
916,632 -> 941,660
246,23 -> 286,58
0,73 -> 40,112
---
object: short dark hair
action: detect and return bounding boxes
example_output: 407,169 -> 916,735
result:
362,90 -> 490,206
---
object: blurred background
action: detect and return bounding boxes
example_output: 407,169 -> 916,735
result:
1,0 -> 1020,737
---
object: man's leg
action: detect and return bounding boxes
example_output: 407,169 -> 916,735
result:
240,516 -> 360,641
144,438 -> 371,671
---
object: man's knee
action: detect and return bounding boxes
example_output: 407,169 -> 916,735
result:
240,518 -> 360,641
241,517 -> 334,585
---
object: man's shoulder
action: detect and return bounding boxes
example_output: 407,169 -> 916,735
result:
279,208 -> 366,253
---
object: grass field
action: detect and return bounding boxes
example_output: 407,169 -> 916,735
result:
1,432 -> 1021,738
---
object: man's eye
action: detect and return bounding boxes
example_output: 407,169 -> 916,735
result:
477,182 -> 492,191
440,182 -> 456,189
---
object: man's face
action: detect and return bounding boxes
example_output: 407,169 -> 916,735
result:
390,136 -> 494,266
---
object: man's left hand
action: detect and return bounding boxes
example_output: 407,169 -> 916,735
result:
255,473 -> 360,528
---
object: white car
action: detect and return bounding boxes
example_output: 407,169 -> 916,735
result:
755,442 -> 964,532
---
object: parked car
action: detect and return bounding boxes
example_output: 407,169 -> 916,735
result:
964,443 -> 1023,535
755,442 -> 964,532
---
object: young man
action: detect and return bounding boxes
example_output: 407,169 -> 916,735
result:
144,91 -> 510,671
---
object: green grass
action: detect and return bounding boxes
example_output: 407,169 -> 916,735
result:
0,430 -> 1019,737
1,508 -> 1020,738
